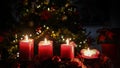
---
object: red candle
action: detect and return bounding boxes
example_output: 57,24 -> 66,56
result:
61,39 -> 74,59
38,38 -> 53,61
19,35 -> 34,61
81,48 -> 100,59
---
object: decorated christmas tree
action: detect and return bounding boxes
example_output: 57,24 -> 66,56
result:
0,0 -> 90,60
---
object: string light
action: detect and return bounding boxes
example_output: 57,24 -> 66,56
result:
48,8 -> 50,11
46,27 -> 49,29
43,25 -> 46,27
37,5 -> 41,8
83,41 -> 86,44
30,34 -> 32,37
80,42 -> 82,44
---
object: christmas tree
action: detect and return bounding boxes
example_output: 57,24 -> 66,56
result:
0,0 -> 90,59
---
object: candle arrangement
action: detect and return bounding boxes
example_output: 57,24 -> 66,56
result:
15,34 -> 109,68
19,35 -> 100,62
0,0 -> 114,67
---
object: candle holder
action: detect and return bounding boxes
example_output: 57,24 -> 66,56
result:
80,48 -> 100,59
80,48 -> 100,67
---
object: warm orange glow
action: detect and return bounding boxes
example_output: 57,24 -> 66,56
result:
44,38 -> 47,44
43,38 -> 50,45
25,35 -> 29,41
84,48 -> 96,57
81,47 -> 100,59
66,38 -> 69,45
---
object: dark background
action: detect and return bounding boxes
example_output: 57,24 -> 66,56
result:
0,0 -> 120,68
0,0 -> 119,30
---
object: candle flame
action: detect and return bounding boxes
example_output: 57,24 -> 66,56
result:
84,48 -> 96,57
25,35 -> 29,41
44,38 -> 48,44
87,48 -> 90,51
66,38 -> 69,45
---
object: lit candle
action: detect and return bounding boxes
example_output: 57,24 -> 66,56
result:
81,48 -> 100,59
19,35 -> 34,61
61,39 -> 74,59
38,38 -> 53,61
